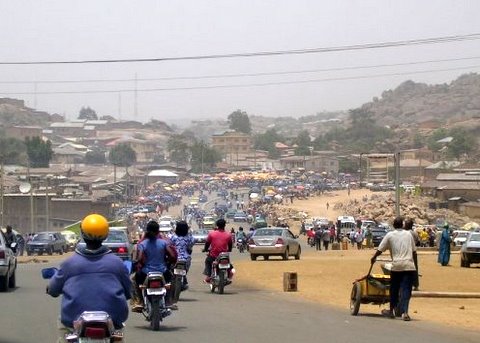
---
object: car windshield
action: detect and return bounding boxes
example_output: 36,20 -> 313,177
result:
469,234 -> 480,242
104,231 -> 127,243
255,229 -> 283,237
456,232 -> 469,238
193,230 -> 208,235
33,233 -> 53,241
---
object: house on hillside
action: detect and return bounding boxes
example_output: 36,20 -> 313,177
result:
4,126 -> 43,140
106,137 -> 157,163
279,155 -> 339,174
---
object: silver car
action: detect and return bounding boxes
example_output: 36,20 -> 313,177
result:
460,232 -> 480,268
191,229 -> 209,245
248,227 -> 301,261
0,230 -> 17,291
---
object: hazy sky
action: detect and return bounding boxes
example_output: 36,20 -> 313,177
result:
1,0 -> 480,126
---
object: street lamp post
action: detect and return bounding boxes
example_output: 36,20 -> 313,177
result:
394,151 -> 401,217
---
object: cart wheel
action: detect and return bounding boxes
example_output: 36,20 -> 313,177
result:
350,282 -> 361,315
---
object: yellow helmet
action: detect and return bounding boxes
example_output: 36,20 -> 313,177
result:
81,214 -> 109,241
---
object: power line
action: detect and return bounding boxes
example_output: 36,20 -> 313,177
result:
0,33 -> 479,65
1,65 -> 479,95
1,55 -> 480,85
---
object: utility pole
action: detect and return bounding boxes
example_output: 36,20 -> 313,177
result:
27,161 -> 34,234
395,151 -> 401,217
134,73 -> 138,118
201,142 -> 204,174
118,92 -> 122,121
45,177 -> 49,231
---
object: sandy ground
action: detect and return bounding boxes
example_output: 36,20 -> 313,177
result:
235,189 -> 480,331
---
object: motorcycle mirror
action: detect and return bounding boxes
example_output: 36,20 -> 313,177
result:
123,260 -> 132,274
41,267 -> 58,279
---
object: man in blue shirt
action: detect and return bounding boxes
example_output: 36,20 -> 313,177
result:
47,214 -> 131,340
132,220 -> 177,311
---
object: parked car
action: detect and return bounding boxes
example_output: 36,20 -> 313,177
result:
0,229 -> 17,291
233,212 -> 248,222
77,228 -> 132,261
460,232 -> 480,268
60,230 -> 79,251
199,194 -> 208,203
159,220 -> 174,233
26,232 -> 67,256
453,230 -> 470,246
248,227 -> 301,261
191,229 -> 209,244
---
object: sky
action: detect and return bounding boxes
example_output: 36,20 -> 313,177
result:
1,0 -> 480,126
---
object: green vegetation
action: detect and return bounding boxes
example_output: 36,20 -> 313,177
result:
85,149 -> 107,164
0,135 -> 25,165
294,130 -> 312,156
109,143 -> 137,168
25,136 -> 53,168
167,134 -> 221,171
78,106 -> 98,120
228,110 -> 252,134
253,129 -> 283,158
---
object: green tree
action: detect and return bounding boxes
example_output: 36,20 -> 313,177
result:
167,134 -> 190,167
78,106 -> 98,120
426,128 -> 448,152
447,128 -> 476,159
228,110 -> 252,134
85,149 -> 107,164
254,129 -> 283,158
0,136 -> 25,165
108,143 -> 137,168
189,141 -> 221,173
412,133 -> 425,149
294,130 -> 312,156
25,136 -> 53,168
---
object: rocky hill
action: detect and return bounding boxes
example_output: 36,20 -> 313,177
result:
360,73 -> 480,128
0,98 -> 62,127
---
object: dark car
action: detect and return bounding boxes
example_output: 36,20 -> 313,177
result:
77,228 -> 132,261
26,232 -> 67,256
199,194 -> 208,203
0,230 -> 17,291
371,227 -> 388,247
225,208 -> 237,219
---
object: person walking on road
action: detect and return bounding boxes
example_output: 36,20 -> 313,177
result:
438,224 -> 452,266
371,216 -> 417,321
314,227 -> 322,251
404,218 -> 420,290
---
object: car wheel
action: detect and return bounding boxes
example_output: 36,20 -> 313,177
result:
464,259 -> 471,268
350,282 -> 361,315
264,255 -> 269,261
59,248 -> 64,255
250,254 -> 257,261
0,274 -> 9,292
282,248 -> 289,261
295,246 -> 301,260
26,250 -> 32,256
8,270 -> 15,289
38,251 -> 43,256
47,248 -> 53,256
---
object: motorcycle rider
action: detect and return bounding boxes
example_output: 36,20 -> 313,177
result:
170,221 -> 195,290
47,214 -> 131,342
131,220 -> 177,312
203,218 -> 233,283
236,227 -> 247,250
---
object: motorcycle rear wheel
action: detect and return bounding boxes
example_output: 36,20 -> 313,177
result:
173,275 -> 182,303
150,298 -> 161,331
218,271 -> 226,294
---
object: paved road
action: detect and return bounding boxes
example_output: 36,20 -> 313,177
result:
2,251 -> 480,343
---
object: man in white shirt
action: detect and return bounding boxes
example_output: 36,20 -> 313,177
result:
371,216 -> 417,321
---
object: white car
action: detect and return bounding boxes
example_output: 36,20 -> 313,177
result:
159,220 -> 174,233
453,230 -> 470,246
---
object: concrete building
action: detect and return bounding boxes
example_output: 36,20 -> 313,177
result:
106,137 -> 157,163
279,155 -> 339,174
211,131 -> 252,160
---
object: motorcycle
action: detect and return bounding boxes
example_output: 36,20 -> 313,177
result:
42,268 -> 124,342
236,238 -> 246,253
140,272 -> 171,331
209,252 -> 233,294
171,260 -> 188,303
